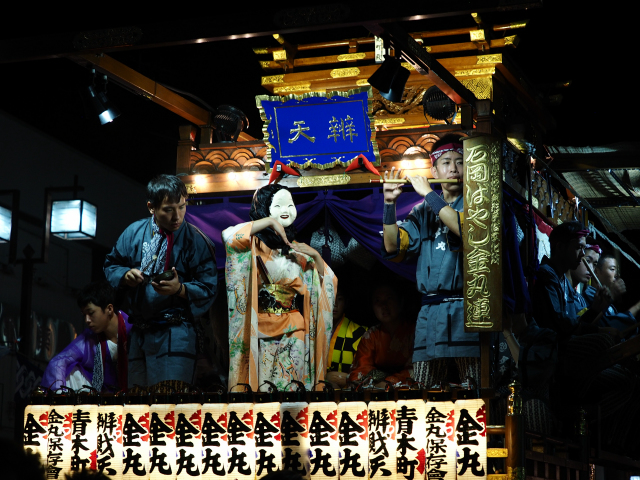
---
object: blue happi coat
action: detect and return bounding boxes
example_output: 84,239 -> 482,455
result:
104,218 -> 217,324
383,195 -> 480,362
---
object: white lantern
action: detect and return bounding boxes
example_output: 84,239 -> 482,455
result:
122,403 -> 150,480
201,401 -> 228,480
149,402 -> 177,480
23,404 -> 49,466
175,403 -> 204,479
368,395 -> 397,480
50,199 -> 97,240
337,398 -> 369,480
308,392 -> 339,480
280,395 -> 310,479
97,404 -> 124,480
226,400 -> 255,480
46,404 -> 73,480
69,404 -> 98,473
396,396 -> 427,480
0,205 -> 12,243
424,397 -> 457,480
254,400 -> 282,478
454,397 -> 487,480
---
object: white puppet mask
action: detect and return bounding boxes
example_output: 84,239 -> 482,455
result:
269,189 -> 297,227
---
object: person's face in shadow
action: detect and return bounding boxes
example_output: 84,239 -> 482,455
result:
372,286 -> 400,324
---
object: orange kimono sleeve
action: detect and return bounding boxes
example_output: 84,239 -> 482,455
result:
348,331 -> 377,383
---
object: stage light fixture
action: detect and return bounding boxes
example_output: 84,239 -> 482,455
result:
367,55 -> 410,103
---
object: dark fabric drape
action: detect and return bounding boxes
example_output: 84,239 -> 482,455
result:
185,189 -> 424,281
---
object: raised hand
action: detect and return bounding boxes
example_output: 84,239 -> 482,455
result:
383,167 -> 405,204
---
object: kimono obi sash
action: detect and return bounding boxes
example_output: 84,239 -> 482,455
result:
258,284 -> 298,314
421,292 -> 463,306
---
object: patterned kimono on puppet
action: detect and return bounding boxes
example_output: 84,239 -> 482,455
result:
223,184 -> 337,392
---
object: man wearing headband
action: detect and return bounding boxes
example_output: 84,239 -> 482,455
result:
582,253 -> 640,338
381,134 -> 480,388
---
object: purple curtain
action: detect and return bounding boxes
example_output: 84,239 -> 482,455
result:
185,189 -> 424,281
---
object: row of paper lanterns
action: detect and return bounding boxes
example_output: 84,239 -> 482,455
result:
23,397 -> 487,480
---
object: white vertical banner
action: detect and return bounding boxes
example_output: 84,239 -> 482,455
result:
424,400 -> 456,480
254,402 -> 282,478
122,403 -> 150,480
96,404 -> 124,480
280,401 -> 310,479
46,405 -> 73,480
454,398 -> 487,480
368,400 -> 397,480
201,403 -> 228,480
175,403 -> 203,479
308,401 -> 339,480
226,403 -> 255,480
396,399 -> 426,480
149,403 -> 177,480
70,404 -> 98,473
338,401 -> 369,480
23,405 -> 49,465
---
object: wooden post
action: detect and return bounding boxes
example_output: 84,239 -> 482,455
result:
505,380 -> 525,480
177,125 -> 197,175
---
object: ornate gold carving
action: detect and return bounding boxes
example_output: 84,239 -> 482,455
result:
455,67 -> 495,77
374,118 -> 405,125
508,380 -> 523,415
400,62 -> 415,71
504,35 -> 519,47
272,50 -> 287,61
461,77 -> 493,100
510,20 -> 528,29
464,136 -> 502,331
330,67 -> 361,78
273,84 -> 311,94
185,184 -> 197,194
297,174 -> 350,188
253,47 -> 269,54
506,467 -> 526,480
261,75 -> 285,85
424,46 -> 432,53
471,12 -> 482,24
259,61 -> 272,69
273,33 -> 285,44
487,448 -> 508,458
356,79 -> 370,86
488,475 -> 508,480
337,52 -> 366,61
477,54 -> 502,64
470,29 -> 486,42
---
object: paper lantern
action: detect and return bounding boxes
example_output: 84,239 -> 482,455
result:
454,398 -> 487,480
46,404 -> 73,479
201,402 -> 228,480
23,404 -> 49,465
308,398 -> 339,480
69,404 -> 98,473
280,399 -> 310,479
96,404 -> 124,480
337,400 -> 369,480
50,199 -> 97,240
175,403 -> 203,479
368,397 -> 397,480
122,403 -> 150,480
0,205 -> 12,243
396,398 -> 426,480
226,402 -> 255,480
254,401 -> 282,478
424,398 -> 457,480
149,402 -> 177,479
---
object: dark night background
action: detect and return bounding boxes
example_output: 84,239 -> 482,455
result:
0,3 -> 632,185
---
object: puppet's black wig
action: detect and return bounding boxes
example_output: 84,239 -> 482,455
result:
250,184 -> 297,252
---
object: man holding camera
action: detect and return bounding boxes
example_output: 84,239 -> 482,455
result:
104,174 -> 217,387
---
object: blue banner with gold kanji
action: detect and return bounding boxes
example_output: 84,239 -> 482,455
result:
256,87 -> 379,171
